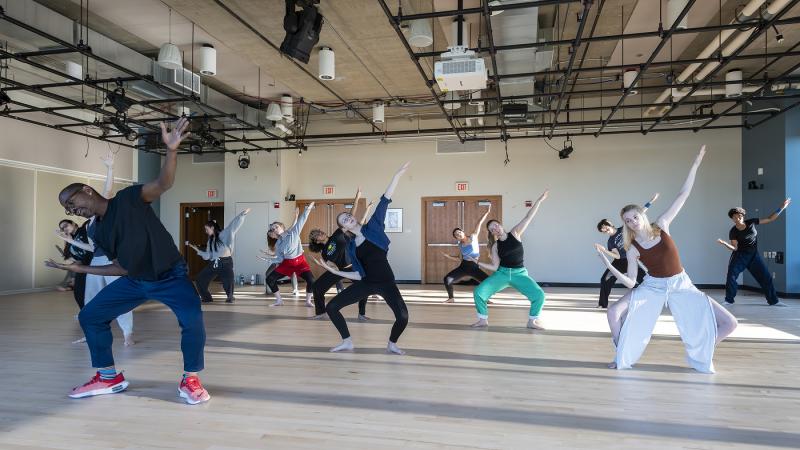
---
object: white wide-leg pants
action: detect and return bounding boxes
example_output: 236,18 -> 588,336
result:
84,255 -> 134,337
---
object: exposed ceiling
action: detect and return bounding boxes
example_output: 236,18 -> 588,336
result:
1,0 -> 799,152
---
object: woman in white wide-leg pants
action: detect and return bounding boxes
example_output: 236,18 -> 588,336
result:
596,145 -> 737,373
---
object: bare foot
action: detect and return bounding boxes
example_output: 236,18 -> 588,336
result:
124,334 -> 135,346
444,298 -> 455,303
357,314 -> 370,321
308,313 -> 328,320
269,300 -> 284,307
330,338 -> 354,353
56,286 -> 70,292
386,341 -> 406,355
72,337 -> 86,344
470,318 -> 489,328
526,318 -> 546,330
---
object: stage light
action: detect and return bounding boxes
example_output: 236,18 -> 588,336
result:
559,138 -> 574,159
110,114 -> 138,141
106,86 -> 134,114
0,89 -> 10,107
189,142 -> 203,153
238,152 -> 250,169
280,0 -> 322,64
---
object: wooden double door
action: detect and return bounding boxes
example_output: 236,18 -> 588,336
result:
180,203 -> 224,278
422,195 -> 502,284
296,198 -> 367,279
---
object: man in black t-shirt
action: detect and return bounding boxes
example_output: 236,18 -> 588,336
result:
595,220 -> 646,308
45,117 -> 210,404
717,199 -> 791,306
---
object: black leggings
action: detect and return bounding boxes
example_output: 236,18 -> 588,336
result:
326,281 -> 408,343
599,258 -> 645,308
195,257 -> 235,302
313,270 -> 366,316
73,272 -> 86,309
444,260 -> 489,298
266,269 -> 314,294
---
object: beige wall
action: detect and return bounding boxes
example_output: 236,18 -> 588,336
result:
0,118 -> 134,294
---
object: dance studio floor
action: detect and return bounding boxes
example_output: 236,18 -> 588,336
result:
1,285 -> 798,449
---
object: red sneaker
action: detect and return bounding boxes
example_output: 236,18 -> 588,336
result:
68,372 -> 129,398
178,375 -> 211,405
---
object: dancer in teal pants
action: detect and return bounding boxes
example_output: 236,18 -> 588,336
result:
473,190 -> 549,329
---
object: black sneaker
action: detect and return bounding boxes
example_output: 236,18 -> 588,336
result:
226,298 -> 235,304
201,299 -> 213,303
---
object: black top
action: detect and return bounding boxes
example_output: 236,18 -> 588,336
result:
93,184 -> 183,281
355,239 -> 395,283
729,218 -> 760,252
86,219 -> 105,259
323,228 -> 351,269
67,222 -> 94,265
606,227 -> 627,259
497,233 -> 524,268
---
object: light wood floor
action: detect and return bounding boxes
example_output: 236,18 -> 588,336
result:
0,283 -> 798,449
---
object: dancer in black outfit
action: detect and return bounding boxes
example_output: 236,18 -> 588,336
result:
312,162 -> 410,354
308,189 -> 374,320
717,198 -> 791,306
441,204 -> 491,303
56,219 -> 93,309
187,209 -> 249,303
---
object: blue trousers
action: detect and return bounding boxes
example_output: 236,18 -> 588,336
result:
725,250 -> 778,305
78,262 -> 206,372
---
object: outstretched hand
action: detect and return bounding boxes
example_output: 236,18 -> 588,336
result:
593,243 -> 606,253
307,201 -> 315,210
100,149 -> 115,168
781,198 -> 792,210
44,258 -> 79,272
695,145 -> 707,165
55,230 -> 71,242
395,161 -> 410,176
160,116 -> 191,152
243,208 -> 252,215
538,189 -> 550,202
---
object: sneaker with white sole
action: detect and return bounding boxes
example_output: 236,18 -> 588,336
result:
770,301 -> 789,307
69,372 -> 129,399
178,375 -> 211,405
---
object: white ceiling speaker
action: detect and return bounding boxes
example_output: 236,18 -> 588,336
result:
667,0 -> 689,30
408,19 -> 433,48
280,94 -> 293,119
158,43 -> 183,70
199,44 -> 217,76
623,68 -> 639,95
318,46 -> 335,80
725,69 -> 743,98
443,91 -> 461,110
266,103 -> 283,121
65,60 -> 82,80
372,102 -> 385,123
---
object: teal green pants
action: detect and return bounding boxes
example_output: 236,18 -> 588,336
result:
473,266 -> 545,319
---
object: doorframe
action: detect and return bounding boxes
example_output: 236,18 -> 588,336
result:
179,202 -> 224,257
420,195 -> 502,284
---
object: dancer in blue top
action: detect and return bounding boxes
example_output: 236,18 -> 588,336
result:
313,162 -> 410,354
441,204 -> 491,303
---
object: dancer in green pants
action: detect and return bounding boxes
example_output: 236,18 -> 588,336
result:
472,190 -> 549,329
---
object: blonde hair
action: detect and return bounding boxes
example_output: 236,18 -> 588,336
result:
620,204 -> 661,251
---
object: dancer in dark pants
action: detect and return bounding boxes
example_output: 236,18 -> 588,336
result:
312,162 -> 410,355
45,117 -> 211,405
56,219 -> 93,310
187,208 -> 249,303
261,203 -> 315,307
441,204 -> 491,303
308,189 -> 373,320
717,199 -> 791,306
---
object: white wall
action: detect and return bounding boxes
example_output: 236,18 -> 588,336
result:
293,129 -> 741,284
159,154 -> 225,246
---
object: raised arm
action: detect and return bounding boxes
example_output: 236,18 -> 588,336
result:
185,241 -> 210,260
292,202 -> 314,233
473,203 -> 491,237
510,189 -> 549,238
642,192 -> 659,213
55,230 -> 94,252
717,238 -> 737,252
384,162 -> 410,200
310,256 -> 362,280
360,200 -> 374,225
141,117 -> 190,203
758,198 -> 791,225
350,187 -> 363,219
100,150 -> 115,197
594,243 -> 621,260
219,208 -> 250,244
656,146 -> 705,230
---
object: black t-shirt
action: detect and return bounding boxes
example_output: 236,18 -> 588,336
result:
729,218 -> 760,252
355,240 -> 395,283
607,227 -> 627,259
67,222 -> 94,265
93,184 -> 183,280
323,228 -> 351,269
497,233 -> 524,268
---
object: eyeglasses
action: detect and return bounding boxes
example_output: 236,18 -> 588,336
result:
63,189 -> 80,216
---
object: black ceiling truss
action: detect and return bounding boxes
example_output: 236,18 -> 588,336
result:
483,0 -> 507,141
0,6 -> 301,154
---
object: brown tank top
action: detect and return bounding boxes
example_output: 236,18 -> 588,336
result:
631,231 -> 683,278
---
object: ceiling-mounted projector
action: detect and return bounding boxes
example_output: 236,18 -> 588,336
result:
434,46 -> 488,92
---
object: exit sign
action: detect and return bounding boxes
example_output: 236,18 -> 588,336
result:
456,182 -> 469,192
207,189 -> 217,198
323,185 -> 335,196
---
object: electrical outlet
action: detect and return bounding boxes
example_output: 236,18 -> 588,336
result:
758,168 -> 764,175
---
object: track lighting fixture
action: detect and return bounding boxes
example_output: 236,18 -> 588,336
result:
106,86 -> 134,114
0,89 -> 10,107
238,151 -> 250,169
559,138 -> 574,159
772,25 -> 784,44
110,113 -> 138,141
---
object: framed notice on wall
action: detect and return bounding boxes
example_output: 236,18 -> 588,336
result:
385,208 -> 403,233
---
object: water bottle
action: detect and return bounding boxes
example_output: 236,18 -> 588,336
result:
250,274 -> 255,285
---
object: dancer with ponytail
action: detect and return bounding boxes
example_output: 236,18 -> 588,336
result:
441,204 -> 491,303
263,203 -> 315,307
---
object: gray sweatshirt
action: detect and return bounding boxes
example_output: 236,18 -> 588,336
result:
272,206 -> 311,263
195,210 -> 248,261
